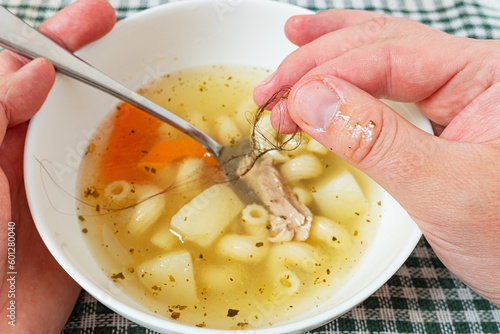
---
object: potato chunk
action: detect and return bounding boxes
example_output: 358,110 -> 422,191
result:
150,224 -> 179,250
170,184 -> 245,247
137,251 -> 197,304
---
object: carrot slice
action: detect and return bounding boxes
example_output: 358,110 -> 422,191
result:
99,102 -> 163,183
100,102 -> 219,184
138,137 -> 218,171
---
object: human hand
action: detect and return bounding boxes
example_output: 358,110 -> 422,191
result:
0,0 -> 115,331
254,10 -> 500,306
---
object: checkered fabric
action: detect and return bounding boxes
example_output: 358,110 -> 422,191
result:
1,0 -> 499,333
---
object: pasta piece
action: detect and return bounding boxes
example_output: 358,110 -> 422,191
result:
148,162 -> 179,189
257,113 -> 276,137
263,149 -> 289,164
183,112 -> 213,137
101,224 -> 133,266
254,114 -> 278,151
177,157 -> 203,182
150,224 -> 179,250
280,154 -> 323,183
309,216 -> 353,249
137,251 -> 197,304
216,234 -> 268,263
279,133 -> 304,152
254,113 -> 305,154
312,170 -> 368,222
104,180 -> 132,207
267,242 -> 322,272
170,184 -> 245,247
306,138 -> 329,155
274,270 -> 301,295
127,195 -> 165,235
215,115 -> 243,146
241,204 -> 269,237
174,157 -> 205,194
292,186 -> 313,206
234,99 -> 257,131
130,184 -> 163,201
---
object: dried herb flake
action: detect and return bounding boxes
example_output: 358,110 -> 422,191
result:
227,309 -> 239,317
110,272 -> 125,280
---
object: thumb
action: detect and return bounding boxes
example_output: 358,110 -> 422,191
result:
286,75 -> 441,212
285,75 -> 500,306
0,58 -> 55,129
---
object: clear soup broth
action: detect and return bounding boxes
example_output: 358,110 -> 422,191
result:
76,65 -> 381,329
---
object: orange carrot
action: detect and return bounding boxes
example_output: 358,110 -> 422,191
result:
99,102 -> 163,183
138,137 -> 217,170
99,102 -> 218,184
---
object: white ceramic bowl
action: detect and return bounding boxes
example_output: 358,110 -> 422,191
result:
24,0 -> 432,333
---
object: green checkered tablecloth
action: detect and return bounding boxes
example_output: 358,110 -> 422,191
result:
2,0 -> 499,333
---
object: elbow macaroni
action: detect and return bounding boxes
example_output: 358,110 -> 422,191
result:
292,186 -> 313,206
254,114 -> 279,151
263,149 -> 289,163
310,216 -> 353,249
175,157 -> 204,191
127,195 -> 165,235
280,154 -> 323,183
306,138 -> 329,155
268,242 -> 321,272
216,234 -> 268,263
215,115 -> 243,145
104,180 -> 132,207
241,204 -> 269,236
101,224 -> 133,266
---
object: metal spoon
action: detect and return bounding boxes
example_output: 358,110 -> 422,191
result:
0,5 -> 251,180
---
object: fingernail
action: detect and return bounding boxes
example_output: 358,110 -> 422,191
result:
256,70 -> 276,87
292,80 -> 341,129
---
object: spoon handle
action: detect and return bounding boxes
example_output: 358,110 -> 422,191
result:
0,5 -> 223,157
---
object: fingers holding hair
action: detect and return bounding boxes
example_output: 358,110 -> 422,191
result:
256,13 -> 484,133
284,74 -> 498,226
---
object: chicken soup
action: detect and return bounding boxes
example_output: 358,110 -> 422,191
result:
76,65 -> 381,329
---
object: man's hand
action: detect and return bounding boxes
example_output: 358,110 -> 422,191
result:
254,10 -> 500,306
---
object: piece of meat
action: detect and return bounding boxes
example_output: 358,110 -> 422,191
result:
244,158 -> 312,242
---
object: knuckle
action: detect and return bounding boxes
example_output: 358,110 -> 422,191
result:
369,16 -> 420,39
